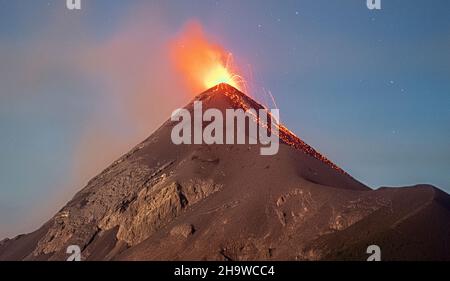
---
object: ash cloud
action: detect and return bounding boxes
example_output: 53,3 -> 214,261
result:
0,4 -> 189,238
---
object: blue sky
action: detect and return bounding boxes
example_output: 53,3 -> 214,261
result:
0,0 -> 449,238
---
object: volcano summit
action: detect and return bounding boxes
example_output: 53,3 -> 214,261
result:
1,84 -> 449,261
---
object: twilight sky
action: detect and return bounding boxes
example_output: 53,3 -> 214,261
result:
0,0 -> 449,238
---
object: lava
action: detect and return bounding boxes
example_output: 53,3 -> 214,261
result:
206,84 -> 348,175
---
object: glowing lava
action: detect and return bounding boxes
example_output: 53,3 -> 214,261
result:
170,22 -> 245,94
203,84 -> 348,176
203,53 -> 242,90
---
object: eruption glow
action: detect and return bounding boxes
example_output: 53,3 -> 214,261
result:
169,22 -> 246,94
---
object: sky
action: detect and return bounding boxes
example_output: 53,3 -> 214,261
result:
0,0 -> 449,238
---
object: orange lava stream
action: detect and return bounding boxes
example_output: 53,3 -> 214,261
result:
211,84 -> 348,176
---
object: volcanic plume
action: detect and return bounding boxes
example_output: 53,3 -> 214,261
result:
170,22 -> 246,94
1,84 -> 450,261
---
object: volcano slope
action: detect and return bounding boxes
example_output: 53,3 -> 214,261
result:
1,83 -> 449,261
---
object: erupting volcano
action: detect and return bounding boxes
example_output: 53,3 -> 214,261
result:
1,83 -> 449,261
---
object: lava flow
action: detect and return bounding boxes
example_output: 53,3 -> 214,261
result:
205,83 -> 348,176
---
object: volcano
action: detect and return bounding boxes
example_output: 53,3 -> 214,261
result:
1,83 -> 449,261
